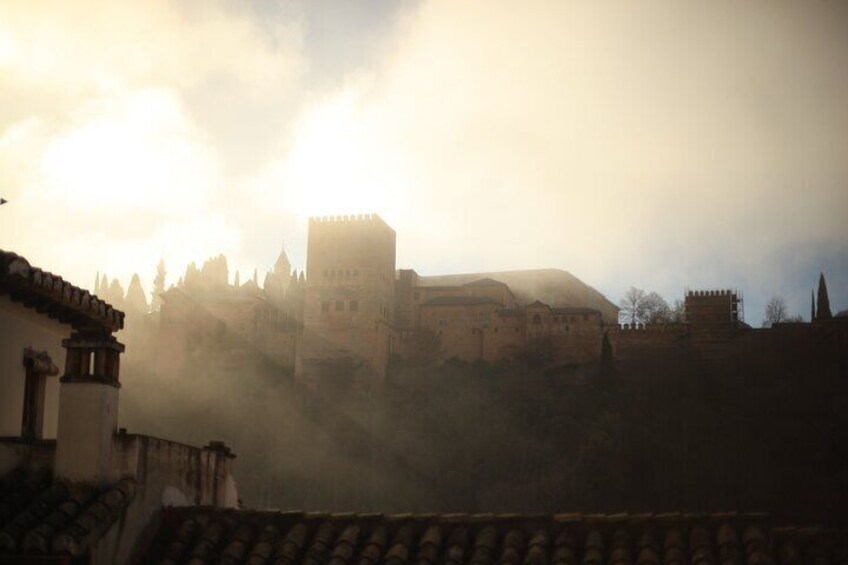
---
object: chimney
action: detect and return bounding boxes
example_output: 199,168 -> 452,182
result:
54,330 -> 124,484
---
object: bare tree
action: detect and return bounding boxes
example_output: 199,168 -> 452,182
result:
763,296 -> 788,327
619,288 -> 678,325
669,299 -> 685,323
642,292 -> 671,324
618,287 -> 646,325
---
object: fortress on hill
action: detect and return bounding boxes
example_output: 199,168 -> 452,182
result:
157,214 -> 848,379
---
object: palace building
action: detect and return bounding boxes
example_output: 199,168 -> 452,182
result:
155,214 -> 847,381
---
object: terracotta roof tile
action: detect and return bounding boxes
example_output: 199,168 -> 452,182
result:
141,509 -> 847,565
0,250 -> 124,332
0,468 -> 135,559
463,278 -> 508,288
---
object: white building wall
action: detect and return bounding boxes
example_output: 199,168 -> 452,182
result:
0,296 -> 68,438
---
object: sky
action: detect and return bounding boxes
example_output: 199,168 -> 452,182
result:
1,0 -> 846,325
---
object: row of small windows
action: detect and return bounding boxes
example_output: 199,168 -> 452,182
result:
321,300 -> 359,313
324,269 -> 359,279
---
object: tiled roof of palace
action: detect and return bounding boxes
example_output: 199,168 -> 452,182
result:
421,296 -> 502,307
0,250 -> 124,332
416,269 -> 620,323
463,278 -> 508,288
141,507 -> 847,565
0,466 -> 136,559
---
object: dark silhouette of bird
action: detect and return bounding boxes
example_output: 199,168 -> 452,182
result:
0,198 -> 7,205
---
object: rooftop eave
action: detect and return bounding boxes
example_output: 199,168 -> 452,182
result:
0,250 -> 124,333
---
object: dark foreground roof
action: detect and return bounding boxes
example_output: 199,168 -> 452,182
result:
141,507 -> 847,565
0,250 -> 124,332
0,467 -> 135,559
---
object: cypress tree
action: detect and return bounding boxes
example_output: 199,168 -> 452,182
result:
150,259 -> 166,312
811,289 -> 816,321
817,272 -> 832,320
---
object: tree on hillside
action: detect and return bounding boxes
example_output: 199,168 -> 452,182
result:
619,287 -> 678,325
642,292 -> 671,324
811,290 -> 816,321
107,278 -> 125,308
816,272 -> 832,320
669,299 -> 685,323
150,259 -> 166,312
763,296 -> 788,327
125,274 -> 148,314
402,328 -> 443,368
183,262 -> 201,289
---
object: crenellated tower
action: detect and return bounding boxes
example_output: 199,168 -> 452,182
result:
300,214 -> 397,377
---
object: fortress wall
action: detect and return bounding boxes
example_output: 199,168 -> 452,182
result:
394,269 -> 418,329
419,302 -> 500,362
610,324 -> 689,362
408,286 -> 467,327
485,314 -> 525,363
548,320 -> 604,365
736,321 -> 848,382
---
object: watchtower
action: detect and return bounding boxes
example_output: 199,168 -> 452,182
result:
684,289 -> 743,333
301,214 -> 396,376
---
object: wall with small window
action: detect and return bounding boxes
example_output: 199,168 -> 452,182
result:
0,297 -> 67,439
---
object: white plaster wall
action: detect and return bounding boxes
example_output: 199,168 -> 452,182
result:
54,383 -> 119,482
0,297 -> 68,438
103,435 -> 239,563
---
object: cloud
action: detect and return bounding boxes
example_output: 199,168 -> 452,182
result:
275,1 -> 848,321
0,0 -> 307,290
1,1 -> 846,324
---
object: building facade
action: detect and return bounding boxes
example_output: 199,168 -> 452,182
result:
0,250 -> 238,564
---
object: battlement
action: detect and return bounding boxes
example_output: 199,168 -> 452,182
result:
685,289 -> 740,298
616,322 -> 687,333
308,214 -> 394,233
685,287 -> 744,325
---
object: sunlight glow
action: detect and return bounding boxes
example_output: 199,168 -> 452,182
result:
282,90 -> 402,219
40,88 -> 217,214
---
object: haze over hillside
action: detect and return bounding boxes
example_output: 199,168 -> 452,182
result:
419,269 -> 619,323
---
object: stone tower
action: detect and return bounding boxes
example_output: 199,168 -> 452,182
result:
299,214 -> 396,378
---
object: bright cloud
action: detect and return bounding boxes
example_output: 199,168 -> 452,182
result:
1,1 -> 846,324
